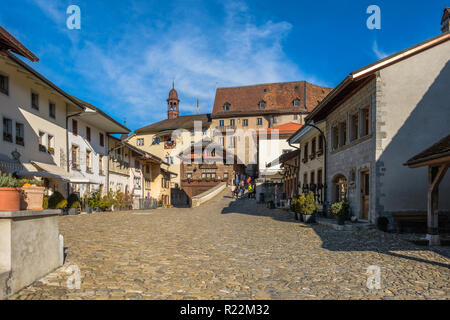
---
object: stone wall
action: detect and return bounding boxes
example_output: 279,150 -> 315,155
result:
326,78 -> 377,223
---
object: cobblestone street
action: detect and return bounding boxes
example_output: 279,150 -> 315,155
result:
9,192 -> 450,300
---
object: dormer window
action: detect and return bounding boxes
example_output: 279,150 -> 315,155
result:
259,101 -> 266,109
223,103 -> 230,111
293,99 -> 301,107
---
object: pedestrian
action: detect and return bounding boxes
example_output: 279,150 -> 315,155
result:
240,187 -> 245,199
231,184 -> 236,199
248,184 -> 253,199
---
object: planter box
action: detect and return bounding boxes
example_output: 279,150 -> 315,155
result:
20,186 -> 45,210
0,188 -> 20,211
68,208 -> 79,215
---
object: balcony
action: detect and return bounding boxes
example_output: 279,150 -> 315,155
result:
316,149 -> 324,157
86,167 -> 93,174
72,163 -> 81,171
215,125 -> 235,133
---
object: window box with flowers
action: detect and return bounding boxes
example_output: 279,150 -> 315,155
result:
39,144 -> 47,152
47,147 -> 55,155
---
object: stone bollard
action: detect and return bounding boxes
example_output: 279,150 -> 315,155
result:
59,234 -> 64,265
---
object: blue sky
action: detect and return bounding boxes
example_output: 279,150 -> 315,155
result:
0,0 -> 448,131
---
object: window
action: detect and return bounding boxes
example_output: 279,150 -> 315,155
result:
99,156 -> 104,174
224,103 -> 230,111
134,177 -> 141,189
318,135 -> 324,153
86,150 -> 92,171
99,133 -> 104,147
165,156 -> 174,165
202,129 -> 207,135
259,101 -> 266,109
243,119 -> 248,126
219,137 -> 224,146
47,134 -> 54,154
224,172 -> 229,179
230,119 -> 235,128
3,118 -> 12,142
137,138 -> 144,146
310,171 -> 315,185
362,107 -> 370,137
293,114 -> 298,120
86,127 -> 91,142
351,113 -> 359,141
31,92 -> 39,110
332,126 -> 339,150
0,74 -> 8,95
317,169 -> 323,185
303,173 -> 308,186
229,136 -> 235,148
187,173 -> 192,179
219,120 -> 225,127
311,138 -> 316,157
72,119 -> 78,136
293,99 -> 300,107
39,131 -> 46,152
152,137 -> 160,145
71,145 -> 80,169
134,159 -> 140,169
257,118 -> 263,126
15,122 -> 24,146
272,116 -> 277,124
339,121 -> 347,147
49,102 -> 56,119
146,165 -> 150,174
303,143 -> 308,162
145,178 -> 151,189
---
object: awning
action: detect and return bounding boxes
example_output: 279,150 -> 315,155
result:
14,170 -> 70,181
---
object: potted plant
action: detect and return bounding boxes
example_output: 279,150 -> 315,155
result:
20,178 -> 45,210
67,193 -> 81,215
330,200 -> 349,225
301,192 -> 317,224
48,191 -> 68,214
0,172 -> 20,211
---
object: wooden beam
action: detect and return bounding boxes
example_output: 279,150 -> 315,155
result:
427,164 -> 448,245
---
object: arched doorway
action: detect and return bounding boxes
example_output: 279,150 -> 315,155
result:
333,174 -> 347,202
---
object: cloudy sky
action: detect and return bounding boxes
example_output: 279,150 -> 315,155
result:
0,0 -> 447,130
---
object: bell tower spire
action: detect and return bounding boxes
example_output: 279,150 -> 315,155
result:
167,82 -> 180,119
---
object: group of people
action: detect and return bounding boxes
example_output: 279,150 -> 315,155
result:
230,177 -> 256,200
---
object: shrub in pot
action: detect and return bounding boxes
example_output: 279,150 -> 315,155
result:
68,200 -> 81,215
48,191 -> 67,214
20,179 -> 45,210
301,192 -> 317,224
0,172 -> 20,211
330,200 -> 349,225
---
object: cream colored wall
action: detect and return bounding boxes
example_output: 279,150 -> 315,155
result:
0,57 -> 69,167
298,124 -> 326,186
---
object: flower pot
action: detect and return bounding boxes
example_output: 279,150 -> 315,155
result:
303,214 -> 316,224
0,187 -> 21,211
68,208 -> 79,215
20,186 -> 45,210
294,212 -> 299,220
337,215 -> 345,225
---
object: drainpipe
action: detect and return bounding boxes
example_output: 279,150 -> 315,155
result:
106,133 -> 110,196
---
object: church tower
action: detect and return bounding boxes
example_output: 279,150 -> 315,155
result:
167,82 -> 180,119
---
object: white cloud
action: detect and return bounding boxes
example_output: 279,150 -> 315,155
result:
35,0 -> 316,129
372,40 -> 389,60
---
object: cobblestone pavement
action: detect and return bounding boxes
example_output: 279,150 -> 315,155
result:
9,192 -> 450,300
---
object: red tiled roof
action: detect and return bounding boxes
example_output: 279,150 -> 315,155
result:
0,26 -> 38,62
135,114 -> 211,133
212,81 -> 332,118
267,122 -> 303,133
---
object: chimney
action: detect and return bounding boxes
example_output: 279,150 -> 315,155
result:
441,7 -> 450,33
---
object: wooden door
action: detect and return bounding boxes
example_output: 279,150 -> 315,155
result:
361,171 -> 370,219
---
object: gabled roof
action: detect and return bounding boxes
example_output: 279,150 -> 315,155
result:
0,26 -> 38,62
405,134 -> 450,168
70,96 -> 130,134
135,114 -> 211,134
266,122 -> 303,134
307,31 -> 450,122
212,81 -> 332,119
266,149 -> 300,168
